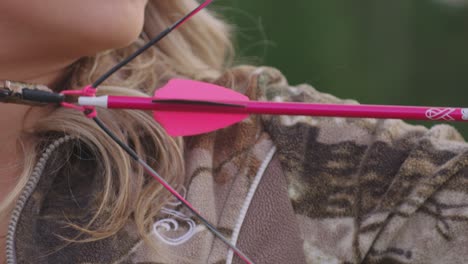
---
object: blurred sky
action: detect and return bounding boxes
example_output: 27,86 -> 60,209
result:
213,0 -> 468,136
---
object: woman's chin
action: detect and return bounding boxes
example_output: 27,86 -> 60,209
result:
104,26 -> 144,50
76,21 -> 145,55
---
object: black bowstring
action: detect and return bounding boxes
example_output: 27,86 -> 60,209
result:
88,1 -> 254,263
92,0 -> 213,88
93,116 -> 253,263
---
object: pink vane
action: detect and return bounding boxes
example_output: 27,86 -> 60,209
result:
77,79 -> 468,136
153,79 -> 249,136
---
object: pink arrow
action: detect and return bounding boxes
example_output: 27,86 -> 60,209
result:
77,79 -> 468,136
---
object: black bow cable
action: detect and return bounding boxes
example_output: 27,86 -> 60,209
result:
92,0 -> 213,88
87,1 -> 254,263
93,117 -> 253,264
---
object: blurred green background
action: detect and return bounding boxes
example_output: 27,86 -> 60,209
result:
213,0 -> 468,136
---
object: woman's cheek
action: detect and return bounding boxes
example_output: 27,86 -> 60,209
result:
2,0 -> 147,54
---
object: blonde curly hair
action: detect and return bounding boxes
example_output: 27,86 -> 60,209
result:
2,0 -> 234,247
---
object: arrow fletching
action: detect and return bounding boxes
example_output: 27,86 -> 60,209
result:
153,79 -> 249,136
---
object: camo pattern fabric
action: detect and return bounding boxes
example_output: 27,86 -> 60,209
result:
130,66 -> 468,263
256,66 -> 468,263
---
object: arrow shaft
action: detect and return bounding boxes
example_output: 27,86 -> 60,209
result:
246,101 -> 468,121
79,95 -> 468,122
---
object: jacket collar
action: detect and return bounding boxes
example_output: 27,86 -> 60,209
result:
6,135 -> 141,264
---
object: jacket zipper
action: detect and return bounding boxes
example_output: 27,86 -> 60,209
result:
5,136 -> 73,264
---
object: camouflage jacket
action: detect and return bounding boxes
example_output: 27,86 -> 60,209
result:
7,66 -> 468,263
